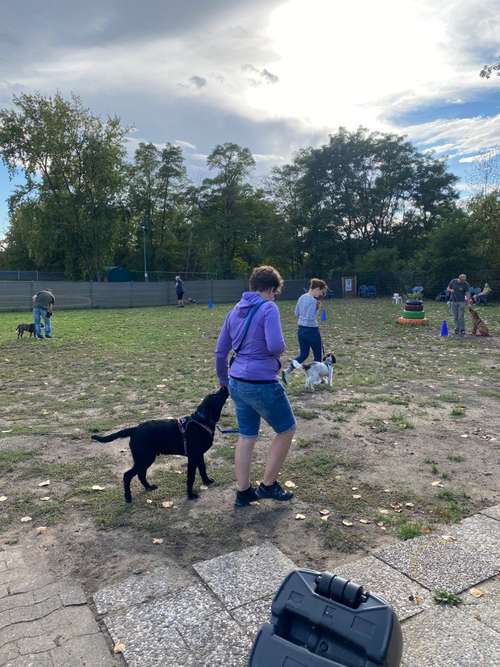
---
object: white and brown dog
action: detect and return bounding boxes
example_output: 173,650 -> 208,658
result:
293,353 -> 336,391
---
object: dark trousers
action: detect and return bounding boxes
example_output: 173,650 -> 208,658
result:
295,326 -> 322,363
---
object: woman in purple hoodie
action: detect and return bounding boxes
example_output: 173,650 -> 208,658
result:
216,266 -> 296,507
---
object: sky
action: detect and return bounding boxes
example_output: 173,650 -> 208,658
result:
1,0 -> 500,238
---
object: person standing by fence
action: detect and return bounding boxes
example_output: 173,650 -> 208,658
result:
32,289 -> 55,339
447,273 -> 471,336
282,278 -> 328,384
175,275 -> 184,306
215,265 -> 296,508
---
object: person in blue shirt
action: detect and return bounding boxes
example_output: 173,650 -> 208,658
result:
282,278 -> 328,384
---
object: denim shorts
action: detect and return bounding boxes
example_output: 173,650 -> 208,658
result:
228,378 -> 296,438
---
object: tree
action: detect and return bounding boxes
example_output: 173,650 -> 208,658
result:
198,143 -> 256,277
480,62 -> 500,78
0,92 -> 127,278
468,191 -> 500,271
279,127 -> 457,273
127,141 -> 189,274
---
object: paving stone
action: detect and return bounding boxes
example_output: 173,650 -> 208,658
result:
9,596 -> 62,625
335,556 -> 430,621
50,634 -> 119,667
16,634 -> 56,655
0,642 -> 19,665
460,577 -> 500,635
0,551 -> 26,571
104,615 -> 189,667
5,653 -> 54,667
33,580 -> 86,606
40,605 -> 100,639
480,504 -> 500,521
103,582 -> 222,666
0,592 -> 35,614
178,609 -> 253,667
231,596 -> 273,638
0,619 -> 44,649
94,565 -> 190,614
193,542 -> 296,609
375,535 -> 499,593
400,606 -> 500,666
446,515 -> 500,566
8,572 -> 56,595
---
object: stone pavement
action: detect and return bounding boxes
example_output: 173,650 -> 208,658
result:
94,504 -> 500,667
2,506 -> 499,666
0,544 -> 122,667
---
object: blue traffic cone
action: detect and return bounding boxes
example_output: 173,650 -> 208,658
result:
208,299 -> 214,309
440,320 -> 448,337
321,308 -> 327,322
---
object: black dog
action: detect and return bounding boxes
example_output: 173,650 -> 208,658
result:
16,323 -> 42,338
92,386 -> 229,503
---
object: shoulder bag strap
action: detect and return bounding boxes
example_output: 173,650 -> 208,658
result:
233,300 -> 266,356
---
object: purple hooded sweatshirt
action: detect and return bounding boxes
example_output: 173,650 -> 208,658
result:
215,292 -> 286,386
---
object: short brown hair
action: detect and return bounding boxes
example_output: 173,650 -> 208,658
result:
310,278 -> 327,290
249,265 -> 284,293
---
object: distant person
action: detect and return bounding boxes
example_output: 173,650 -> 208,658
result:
175,275 -> 184,307
215,265 -> 296,508
447,273 -> 471,336
32,289 -> 55,339
282,278 -> 328,384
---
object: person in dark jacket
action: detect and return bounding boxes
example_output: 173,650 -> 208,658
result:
175,275 -> 184,306
215,266 -> 296,507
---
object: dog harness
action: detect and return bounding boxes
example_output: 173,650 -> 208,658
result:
177,416 -> 214,455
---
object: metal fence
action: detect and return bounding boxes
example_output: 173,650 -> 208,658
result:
1,272 -> 497,312
0,270 -> 216,282
0,279 -> 310,312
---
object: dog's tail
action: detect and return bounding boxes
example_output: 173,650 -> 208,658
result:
92,427 -> 136,443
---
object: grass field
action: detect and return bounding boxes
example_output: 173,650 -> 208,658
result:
1,298 -> 499,590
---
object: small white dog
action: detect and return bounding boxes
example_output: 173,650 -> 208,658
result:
292,353 -> 336,391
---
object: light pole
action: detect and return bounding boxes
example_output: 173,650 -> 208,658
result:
141,222 -> 149,282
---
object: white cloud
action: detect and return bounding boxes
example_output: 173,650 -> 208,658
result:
253,153 -> 286,162
459,148 -> 499,163
403,115 -> 500,159
175,139 -> 196,150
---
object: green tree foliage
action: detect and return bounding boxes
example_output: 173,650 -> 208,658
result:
467,191 -> 500,271
126,141 -> 189,272
0,93 -> 128,278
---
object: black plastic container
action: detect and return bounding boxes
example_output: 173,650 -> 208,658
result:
249,569 -> 402,667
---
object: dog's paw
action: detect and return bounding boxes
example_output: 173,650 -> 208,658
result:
146,484 -> 158,491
